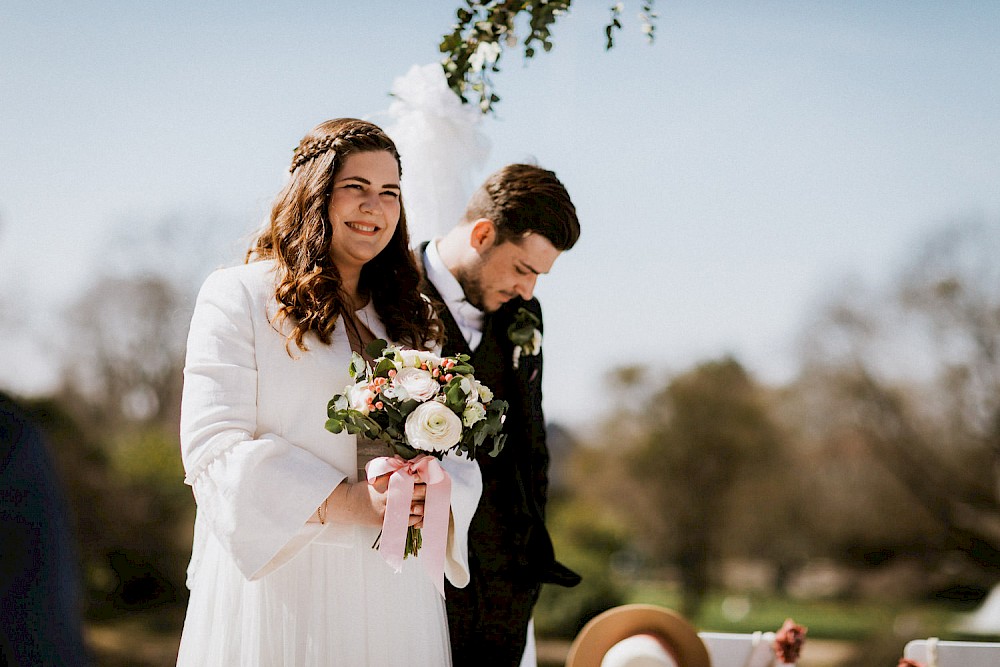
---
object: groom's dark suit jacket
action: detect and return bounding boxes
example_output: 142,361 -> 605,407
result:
418,243 -> 579,666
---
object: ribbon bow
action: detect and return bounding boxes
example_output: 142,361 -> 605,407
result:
366,454 -> 452,597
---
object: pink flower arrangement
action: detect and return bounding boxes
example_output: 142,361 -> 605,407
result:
326,340 -> 508,566
773,618 -> 807,664
326,340 -> 508,462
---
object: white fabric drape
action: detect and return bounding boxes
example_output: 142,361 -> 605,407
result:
378,63 -> 491,244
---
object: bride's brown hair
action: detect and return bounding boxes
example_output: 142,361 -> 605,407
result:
247,118 -> 441,352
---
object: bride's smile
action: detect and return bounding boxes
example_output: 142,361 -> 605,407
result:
345,220 -> 380,234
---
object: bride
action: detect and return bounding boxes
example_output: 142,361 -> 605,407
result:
175,118 -> 481,666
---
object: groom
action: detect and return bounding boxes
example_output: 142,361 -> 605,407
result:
418,163 -> 581,666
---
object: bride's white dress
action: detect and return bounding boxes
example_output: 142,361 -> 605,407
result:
176,260 -> 481,666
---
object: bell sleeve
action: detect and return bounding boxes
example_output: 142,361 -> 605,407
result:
439,450 -> 482,588
180,268 -> 345,581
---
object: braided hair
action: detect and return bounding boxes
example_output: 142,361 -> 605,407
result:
247,118 -> 442,353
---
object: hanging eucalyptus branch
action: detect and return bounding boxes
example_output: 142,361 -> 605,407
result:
439,1 -> 657,114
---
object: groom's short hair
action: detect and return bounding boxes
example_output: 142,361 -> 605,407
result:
463,163 -> 580,251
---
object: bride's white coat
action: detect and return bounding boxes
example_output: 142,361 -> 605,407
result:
176,260 -> 482,666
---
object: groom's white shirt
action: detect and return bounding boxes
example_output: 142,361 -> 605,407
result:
423,239 -> 484,351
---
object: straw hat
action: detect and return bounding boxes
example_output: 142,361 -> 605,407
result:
565,604 -> 712,667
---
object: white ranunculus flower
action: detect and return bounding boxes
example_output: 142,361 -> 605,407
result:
392,367 -> 439,402
405,401 -> 463,453
399,349 -> 440,369
346,383 -> 374,415
463,401 -> 486,427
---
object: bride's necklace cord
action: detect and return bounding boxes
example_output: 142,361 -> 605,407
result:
341,304 -> 377,366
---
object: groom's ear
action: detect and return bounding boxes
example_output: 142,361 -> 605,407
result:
469,218 -> 497,254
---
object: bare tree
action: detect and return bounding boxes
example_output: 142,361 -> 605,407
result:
55,209 -> 244,432
57,274 -> 191,434
797,219 -> 1000,573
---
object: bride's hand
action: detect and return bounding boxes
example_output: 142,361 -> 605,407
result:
323,480 -> 387,526
371,472 -> 425,528
409,482 -> 426,529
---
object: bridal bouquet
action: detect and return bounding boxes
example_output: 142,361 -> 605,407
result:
325,340 -> 507,589
326,340 -> 508,462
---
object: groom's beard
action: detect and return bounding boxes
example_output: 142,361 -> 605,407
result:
454,263 -> 488,312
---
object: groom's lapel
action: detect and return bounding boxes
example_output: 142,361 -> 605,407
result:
415,242 -> 472,357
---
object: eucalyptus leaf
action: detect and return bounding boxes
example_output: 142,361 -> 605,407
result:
349,352 -> 367,379
375,358 -> 397,377
384,402 -> 402,421
394,442 -> 420,459
399,399 -> 419,418
450,362 -> 475,375
365,338 -> 388,359
489,433 -> 506,457
363,417 -> 382,436
472,423 -> 488,448
446,384 -> 466,412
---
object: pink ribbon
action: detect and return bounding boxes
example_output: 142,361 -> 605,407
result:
366,454 -> 452,597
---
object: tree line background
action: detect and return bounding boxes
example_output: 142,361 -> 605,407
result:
3,2 -> 998,664
4,216 -> 998,665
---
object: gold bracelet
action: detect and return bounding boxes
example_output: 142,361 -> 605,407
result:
318,497 -> 328,525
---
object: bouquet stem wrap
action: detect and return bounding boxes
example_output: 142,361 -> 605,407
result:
366,454 -> 452,597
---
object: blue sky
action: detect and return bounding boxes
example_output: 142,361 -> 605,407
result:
2,1 -> 999,426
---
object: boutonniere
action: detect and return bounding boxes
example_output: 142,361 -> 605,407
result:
507,307 -> 542,369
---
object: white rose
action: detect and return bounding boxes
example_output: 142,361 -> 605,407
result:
392,367 -> 440,402
399,349 -> 441,369
404,401 -> 463,453
462,401 -> 486,427
474,380 -> 493,403
346,383 -> 374,415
